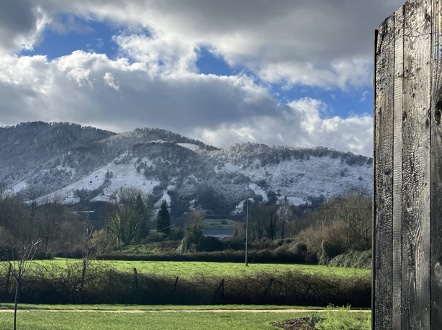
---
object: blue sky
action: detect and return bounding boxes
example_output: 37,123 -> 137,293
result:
0,0 -> 403,156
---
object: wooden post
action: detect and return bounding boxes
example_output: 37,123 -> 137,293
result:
374,0 -> 442,329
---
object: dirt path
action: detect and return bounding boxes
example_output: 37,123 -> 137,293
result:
0,308 -> 370,313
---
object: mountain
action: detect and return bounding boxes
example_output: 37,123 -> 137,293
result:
1,122 -> 372,220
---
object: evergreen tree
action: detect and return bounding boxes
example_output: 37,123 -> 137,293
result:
133,194 -> 150,243
156,200 -> 171,235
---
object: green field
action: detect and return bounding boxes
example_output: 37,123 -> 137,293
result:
0,305 -> 370,330
0,259 -> 371,307
0,310 -> 308,330
27,259 -> 369,279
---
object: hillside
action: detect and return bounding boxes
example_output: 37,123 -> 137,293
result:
1,122 -> 372,221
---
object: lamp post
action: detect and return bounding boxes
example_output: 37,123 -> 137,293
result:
245,199 -> 249,267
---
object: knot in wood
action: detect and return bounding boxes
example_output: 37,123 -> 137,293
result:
435,101 -> 442,125
435,262 -> 442,285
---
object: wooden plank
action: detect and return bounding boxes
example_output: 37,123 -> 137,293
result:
373,13 -> 395,330
392,6 -> 404,330
372,29 -> 378,328
401,1 -> 431,328
431,0 -> 442,328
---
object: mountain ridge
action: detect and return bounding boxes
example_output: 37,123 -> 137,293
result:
1,121 -> 372,221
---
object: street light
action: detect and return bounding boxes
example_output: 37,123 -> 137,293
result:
245,198 -> 252,267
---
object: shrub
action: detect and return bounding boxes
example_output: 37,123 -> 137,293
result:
329,250 -> 372,269
316,305 -> 370,330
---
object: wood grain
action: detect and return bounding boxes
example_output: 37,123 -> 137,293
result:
373,13 -> 395,330
392,6 -> 404,330
431,1 -> 442,328
401,1 -> 431,328
374,1 -> 439,328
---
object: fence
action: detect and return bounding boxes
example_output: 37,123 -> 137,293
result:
0,265 -> 370,307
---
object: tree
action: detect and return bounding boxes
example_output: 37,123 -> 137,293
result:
35,196 -> 66,255
107,188 -> 151,246
278,197 -> 293,238
156,200 -> 171,235
90,229 -> 116,255
133,194 -> 150,243
9,240 -> 41,330
248,204 -> 279,241
179,209 -> 205,252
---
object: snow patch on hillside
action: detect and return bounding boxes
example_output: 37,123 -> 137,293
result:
154,190 -> 171,208
12,181 -> 28,194
39,157 -> 161,204
177,143 -> 200,152
236,156 -> 371,205
248,183 -> 268,202
56,165 -> 76,177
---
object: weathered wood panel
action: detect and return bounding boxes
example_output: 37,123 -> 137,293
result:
401,1 -> 431,329
374,1 -> 439,329
392,7 -> 404,330
431,1 -> 442,329
373,14 -> 395,330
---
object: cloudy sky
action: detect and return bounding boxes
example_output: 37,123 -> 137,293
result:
0,0 -> 403,156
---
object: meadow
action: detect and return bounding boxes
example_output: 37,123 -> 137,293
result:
0,259 -> 371,307
28,259 -> 369,279
0,304 -> 371,330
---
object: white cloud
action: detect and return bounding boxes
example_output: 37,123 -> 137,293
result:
103,72 -> 119,91
1,0 -> 403,88
197,98 -> 373,156
113,33 -> 198,76
0,0 -> 398,156
0,50 -> 373,155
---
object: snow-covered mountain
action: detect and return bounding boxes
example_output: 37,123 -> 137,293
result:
1,122 -> 372,220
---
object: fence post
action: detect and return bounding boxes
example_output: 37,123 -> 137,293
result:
133,268 -> 138,291
173,276 -> 179,293
211,279 -> 225,304
374,1 -> 442,329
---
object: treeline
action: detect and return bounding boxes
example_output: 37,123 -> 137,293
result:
0,183 -> 202,259
0,183 -> 86,258
0,181 -> 372,268
225,188 -> 371,267
0,185 -> 155,259
213,142 -> 372,167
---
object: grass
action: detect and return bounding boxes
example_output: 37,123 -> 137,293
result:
0,260 -> 371,306
25,259 -> 369,280
0,308 -> 315,330
0,304 -> 325,311
0,304 -> 371,330
316,305 -> 371,330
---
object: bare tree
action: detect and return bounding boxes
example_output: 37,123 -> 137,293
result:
35,195 -> 65,255
9,239 -> 41,330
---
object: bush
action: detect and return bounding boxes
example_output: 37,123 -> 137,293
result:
329,250 -> 372,269
316,305 -> 371,330
319,240 -> 342,265
145,232 -> 166,243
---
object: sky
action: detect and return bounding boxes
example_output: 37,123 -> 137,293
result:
0,0 -> 404,156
